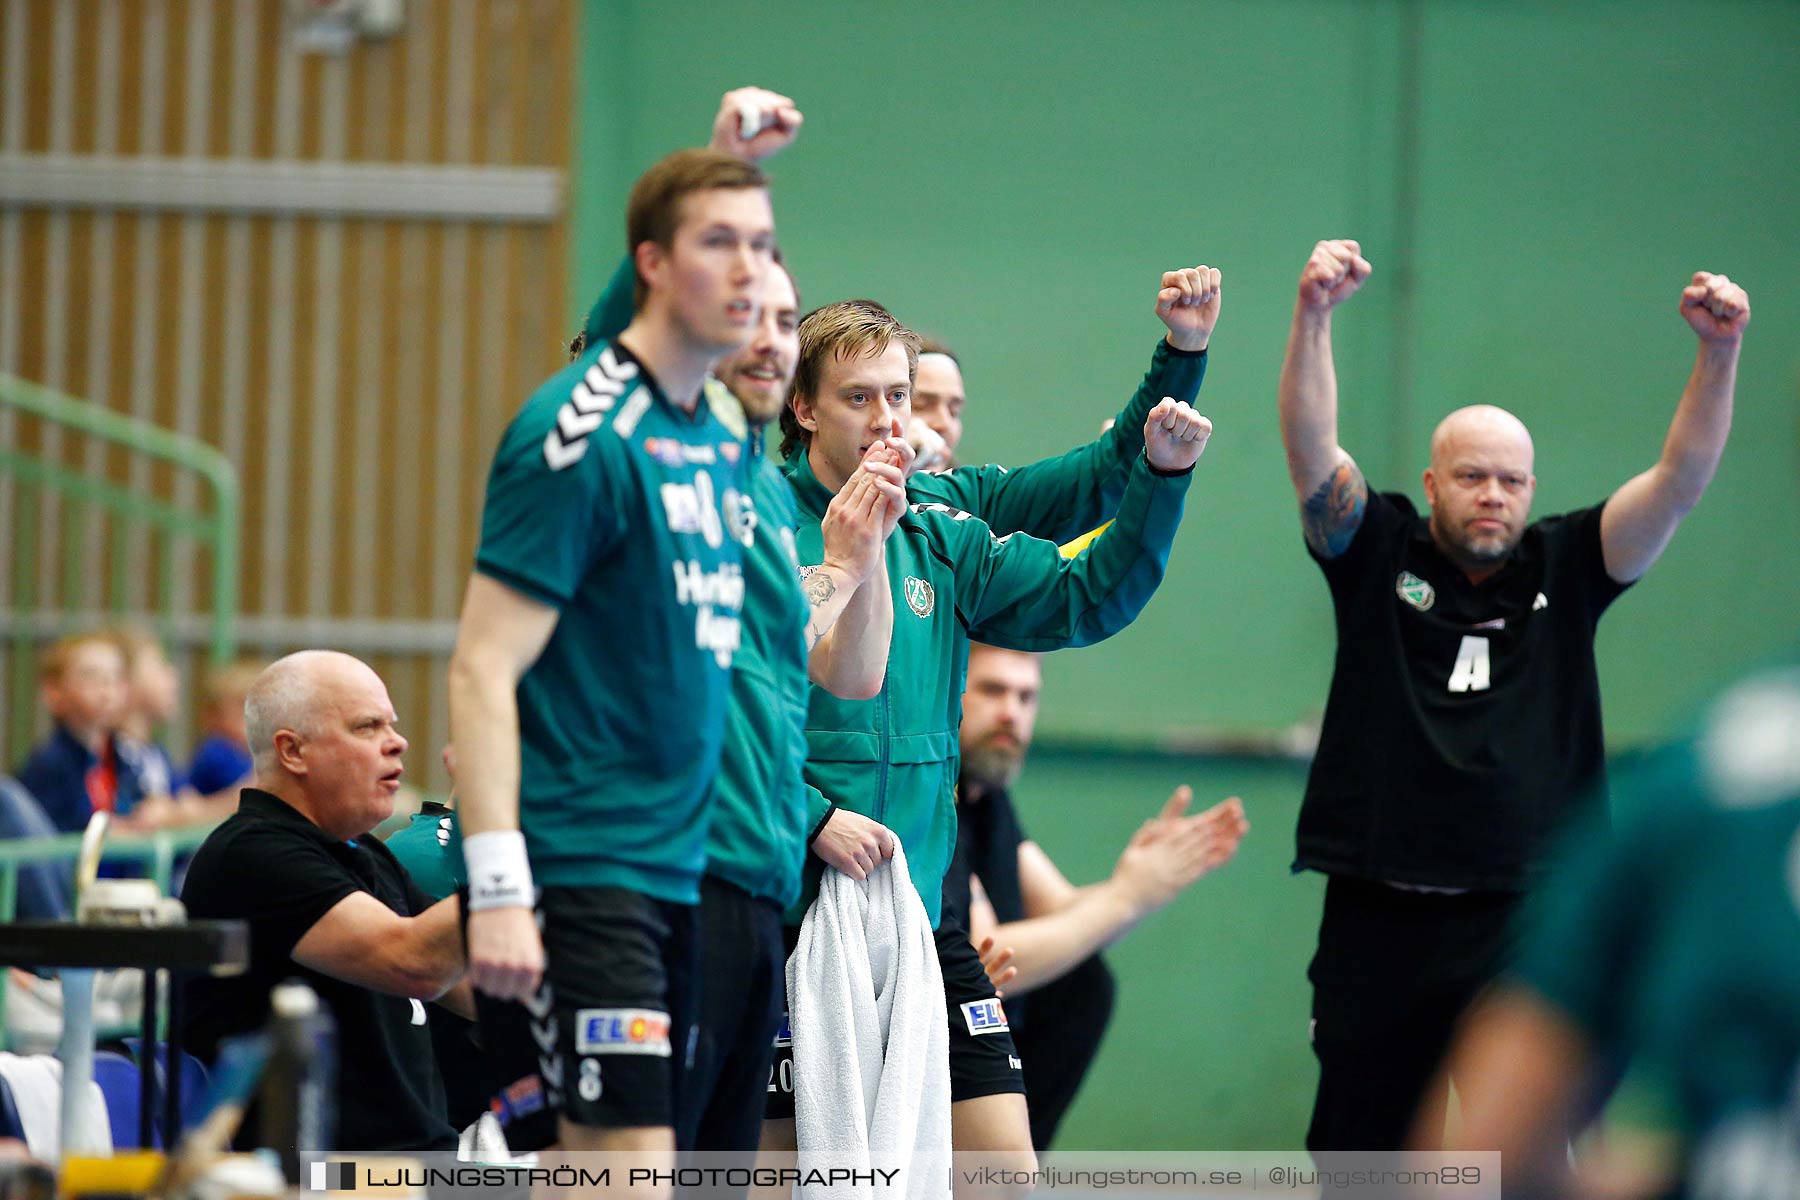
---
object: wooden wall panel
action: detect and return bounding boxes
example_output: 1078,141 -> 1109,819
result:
0,0 -> 577,793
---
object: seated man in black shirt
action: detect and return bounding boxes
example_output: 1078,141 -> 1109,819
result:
182,650 -> 469,1152
947,644 -> 1247,1149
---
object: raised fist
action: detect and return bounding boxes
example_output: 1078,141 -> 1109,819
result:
1680,271 -> 1750,343
904,418 -> 951,474
1155,265 -> 1223,353
709,86 -> 803,163
1143,397 -> 1213,474
1297,239 -> 1372,312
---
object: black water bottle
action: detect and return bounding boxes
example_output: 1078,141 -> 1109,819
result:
260,980 -> 338,1183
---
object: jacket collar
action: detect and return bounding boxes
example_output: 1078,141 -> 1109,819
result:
781,447 -> 836,516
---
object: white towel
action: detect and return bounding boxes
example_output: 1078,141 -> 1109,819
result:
788,840 -> 951,1200
0,1051 -> 112,1160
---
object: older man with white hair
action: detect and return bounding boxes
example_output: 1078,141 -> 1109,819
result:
181,650 -> 469,1152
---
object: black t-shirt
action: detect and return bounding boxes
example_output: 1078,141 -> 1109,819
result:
941,780 -> 1028,932
1295,491 -> 1630,890
181,789 -> 456,1151
941,779 -> 1032,1020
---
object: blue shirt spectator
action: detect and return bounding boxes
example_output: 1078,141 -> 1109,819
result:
186,734 -> 252,797
15,724 -> 151,834
0,775 -> 73,919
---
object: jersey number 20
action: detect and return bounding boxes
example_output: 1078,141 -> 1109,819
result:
1447,636 -> 1491,693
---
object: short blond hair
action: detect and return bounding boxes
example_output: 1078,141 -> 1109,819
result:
780,300 -> 921,460
38,632 -> 121,683
106,624 -> 166,671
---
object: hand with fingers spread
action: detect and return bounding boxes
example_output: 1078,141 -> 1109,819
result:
1125,782 -> 1195,850
1110,787 -> 1249,918
1680,271 -> 1751,343
976,935 -> 1018,996
1143,396 -> 1214,473
1160,794 -> 1251,870
1156,265 -> 1224,353
1297,239 -> 1373,313
811,807 -> 896,881
709,86 -> 804,163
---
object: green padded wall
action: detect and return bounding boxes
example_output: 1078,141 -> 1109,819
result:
572,0 -> 1798,749
571,0 -> 1799,1148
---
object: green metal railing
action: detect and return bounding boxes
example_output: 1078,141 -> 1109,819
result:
0,822 -> 220,1050
0,371 -> 241,761
0,825 -> 219,926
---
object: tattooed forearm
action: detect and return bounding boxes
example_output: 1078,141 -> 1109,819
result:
1301,458 -> 1368,558
801,568 -> 841,653
803,570 -> 838,608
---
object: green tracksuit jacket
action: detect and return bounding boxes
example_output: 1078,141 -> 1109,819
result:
783,448 -> 1193,927
579,259 -> 1207,908
907,338 -> 1207,544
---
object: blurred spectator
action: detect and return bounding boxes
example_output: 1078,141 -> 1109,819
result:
0,775 -> 72,920
13,633 -> 149,832
185,659 -> 260,797
109,626 -> 186,813
110,629 -> 252,831
1,773 -> 145,1054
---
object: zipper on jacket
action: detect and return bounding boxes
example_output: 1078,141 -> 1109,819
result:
873,673 -> 891,823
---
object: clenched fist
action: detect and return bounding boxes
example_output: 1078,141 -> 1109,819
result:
1156,265 -> 1223,353
466,906 -> 544,1002
1297,239 -> 1372,312
1680,271 -> 1750,343
709,86 -> 803,163
1143,397 -> 1213,474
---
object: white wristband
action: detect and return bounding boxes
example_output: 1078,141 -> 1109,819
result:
463,830 -> 535,912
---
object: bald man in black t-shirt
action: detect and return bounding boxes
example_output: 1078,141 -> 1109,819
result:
183,651 -> 469,1152
1276,239 -> 1750,1152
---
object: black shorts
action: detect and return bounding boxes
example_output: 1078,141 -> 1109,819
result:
681,876 -> 787,1152
472,885 -> 700,1147
764,917 -> 1023,1120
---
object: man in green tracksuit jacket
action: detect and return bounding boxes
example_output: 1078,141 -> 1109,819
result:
576,88 -> 1222,1170
769,298 -> 1214,1174
577,257 -> 905,1160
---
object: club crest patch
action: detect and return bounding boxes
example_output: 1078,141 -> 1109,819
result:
1396,570 -> 1435,611
723,487 -> 758,548
904,575 -> 935,618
